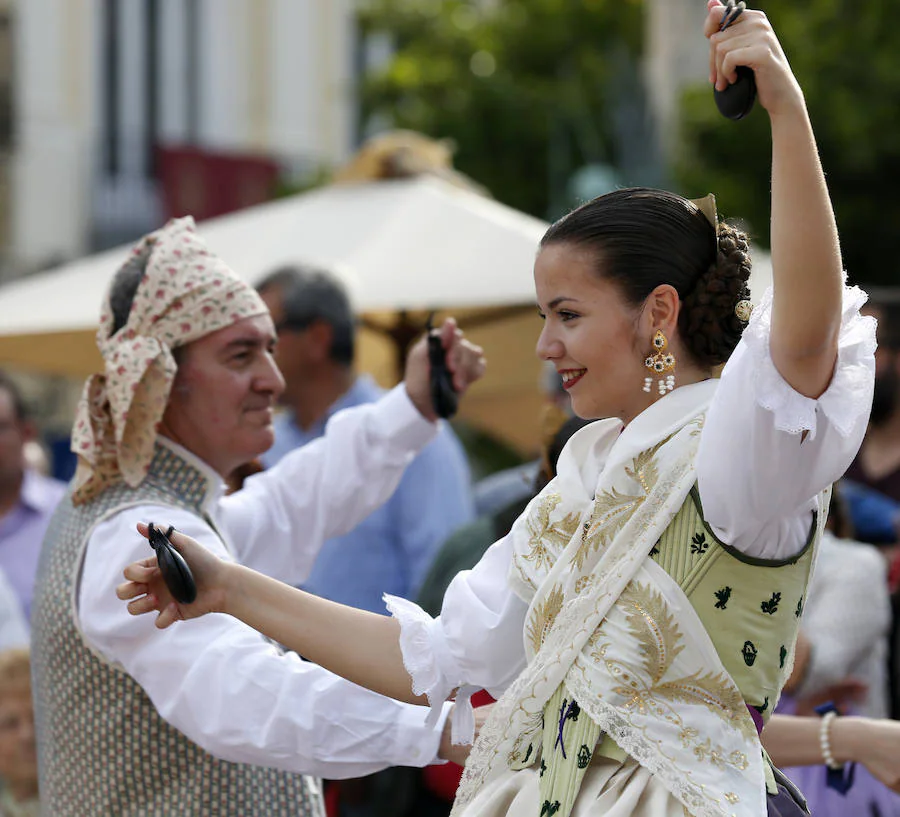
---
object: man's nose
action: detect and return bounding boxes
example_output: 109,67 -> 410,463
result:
259,352 -> 286,396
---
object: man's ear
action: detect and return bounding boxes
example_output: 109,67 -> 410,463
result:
305,320 -> 335,363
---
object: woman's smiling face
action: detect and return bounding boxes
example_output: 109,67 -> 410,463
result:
535,242 -> 650,423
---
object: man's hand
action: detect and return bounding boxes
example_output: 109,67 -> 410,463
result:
437,703 -> 494,767
405,317 -> 487,421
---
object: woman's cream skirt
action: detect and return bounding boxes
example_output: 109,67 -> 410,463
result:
457,756 -> 688,817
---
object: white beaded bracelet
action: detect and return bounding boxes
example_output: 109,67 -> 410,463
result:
819,710 -> 843,771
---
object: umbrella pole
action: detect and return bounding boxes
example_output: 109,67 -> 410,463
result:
359,311 -> 424,381
388,311 -> 425,379
360,304 -> 536,382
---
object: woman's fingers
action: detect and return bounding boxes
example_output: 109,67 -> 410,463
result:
720,44 -> 765,87
123,558 -> 160,583
703,0 -> 728,39
156,603 -> 182,630
127,593 -> 161,616
707,7 -> 772,89
712,32 -> 762,88
124,523 -> 205,626
116,580 -> 148,601
166,527 -> 199,555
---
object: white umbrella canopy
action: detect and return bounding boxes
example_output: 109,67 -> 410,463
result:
0,176 -> 546,340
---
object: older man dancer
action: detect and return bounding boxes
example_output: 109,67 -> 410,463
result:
30,217 -> 486,816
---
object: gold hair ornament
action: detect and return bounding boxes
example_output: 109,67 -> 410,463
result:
689,193 -> 718,229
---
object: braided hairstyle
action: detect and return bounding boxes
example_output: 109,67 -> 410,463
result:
540,187 -> 752,367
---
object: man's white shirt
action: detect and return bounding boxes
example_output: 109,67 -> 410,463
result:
79,385 -> 450,778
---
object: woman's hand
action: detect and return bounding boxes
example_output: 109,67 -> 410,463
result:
116,523 -> 233,629
704,0 -> 804,118
833,717 -> 900,792
704,1 -> 842,398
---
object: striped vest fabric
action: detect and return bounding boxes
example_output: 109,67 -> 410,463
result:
31,444 -> 323,816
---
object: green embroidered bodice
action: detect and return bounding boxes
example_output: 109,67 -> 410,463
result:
537,484 -> 817,816
649,485 -> 816,719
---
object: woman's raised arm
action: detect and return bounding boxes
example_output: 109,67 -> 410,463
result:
706,0 -> 843,398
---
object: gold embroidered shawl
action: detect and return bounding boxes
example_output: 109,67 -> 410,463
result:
452,381 -> 769,817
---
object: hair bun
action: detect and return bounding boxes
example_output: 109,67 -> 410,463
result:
678,221 -> 752,366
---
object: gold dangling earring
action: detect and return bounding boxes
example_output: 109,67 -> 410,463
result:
643,330 -> 676,395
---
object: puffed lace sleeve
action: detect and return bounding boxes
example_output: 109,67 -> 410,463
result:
697,284 -> 876,559
384,531 -> 529,744
740,284 -> 875,439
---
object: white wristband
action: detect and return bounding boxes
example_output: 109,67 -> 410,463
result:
819,710 -> 843,770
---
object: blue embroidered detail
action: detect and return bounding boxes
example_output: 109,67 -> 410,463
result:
555,698 -> 580,759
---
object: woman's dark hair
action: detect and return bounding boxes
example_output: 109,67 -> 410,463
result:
540,187 -> 752,367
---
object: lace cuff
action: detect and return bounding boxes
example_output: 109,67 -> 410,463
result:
383,593 -> 472,738
738,284 -> 876,440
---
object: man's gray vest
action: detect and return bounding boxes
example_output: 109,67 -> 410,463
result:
31,444 -> 323,816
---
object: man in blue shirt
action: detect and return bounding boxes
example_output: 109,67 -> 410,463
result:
257,266 -> 475,616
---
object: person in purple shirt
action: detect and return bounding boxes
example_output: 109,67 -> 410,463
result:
0,372 -> 67,622
257,266 -> 475,617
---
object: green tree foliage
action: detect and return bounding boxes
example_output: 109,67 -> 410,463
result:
358,0 -> 646,221
676,1 -> 900,286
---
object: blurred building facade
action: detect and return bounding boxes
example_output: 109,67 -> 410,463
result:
1,0 -> 357,281
0,0 -> 12,268
0,0 -> 712,283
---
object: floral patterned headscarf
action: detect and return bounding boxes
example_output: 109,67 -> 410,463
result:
70,217 -> 268,505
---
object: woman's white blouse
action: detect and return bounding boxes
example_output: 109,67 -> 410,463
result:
386,285 -> 877,741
